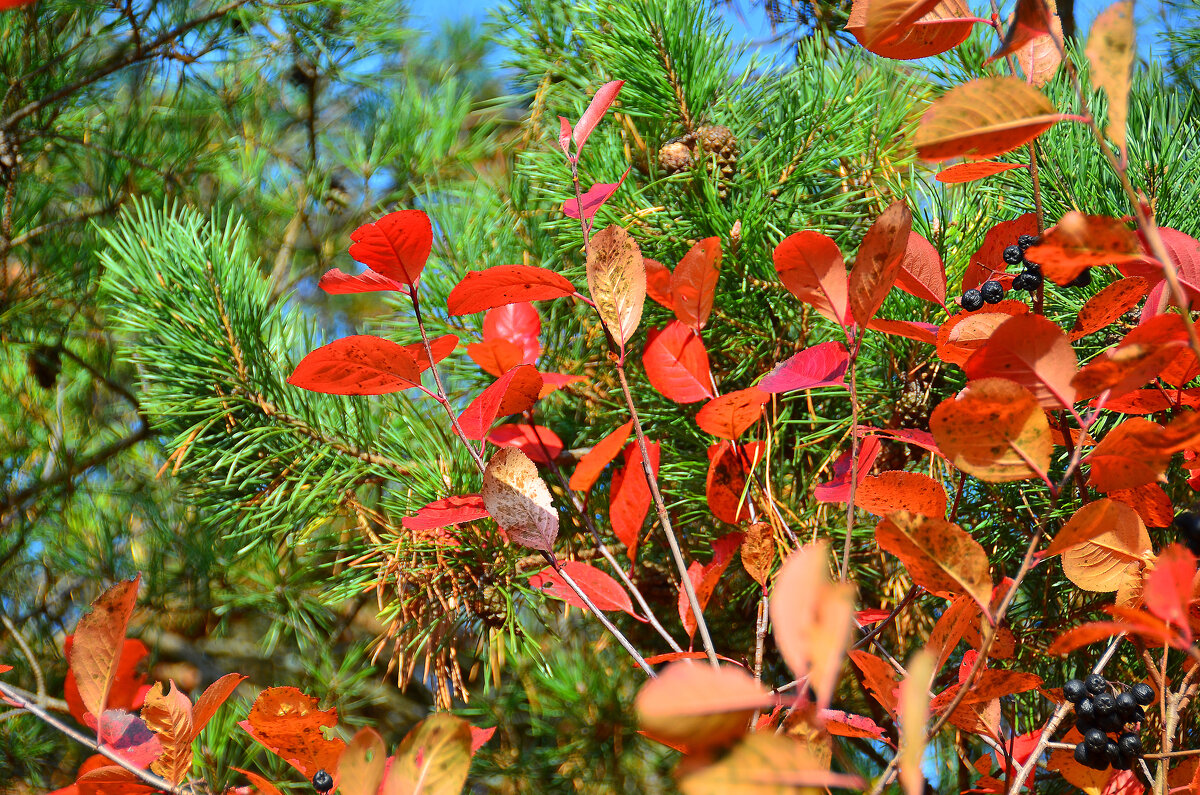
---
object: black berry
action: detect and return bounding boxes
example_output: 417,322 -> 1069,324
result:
980,280 -> 1004,303
1083,728 -> 1108,750
1063,679 -> 1089,703
1074,743 -> 1093,767
1085,674 -> 1108,695
312,770 -> 334,794
1068,268 -> 1093,288
962,289 -> 984,312
1118,732 -> 1143,757
1116,691 -> 1137,718
1101,710 -> 1125,733
1018,234 -> 1039,251
1131,683 -> 1155,706
1076,697 -> 1096,721
1128,705 -> 1146,723
1083,744 -> 1111,771
1003,245 -> 1024,265
1105,739 -> 1123,766
1012,272 -> 1033,292
1094,692 -> 1117,716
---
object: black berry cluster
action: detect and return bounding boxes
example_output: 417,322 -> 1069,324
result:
1007,234 -> 1044,294
1064,675 -> 1155,771
1174,511 -> 1200,556
312,769 -> 334,794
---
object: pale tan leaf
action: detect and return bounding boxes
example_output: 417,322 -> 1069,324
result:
339,728 -> 388,795
586,225 -> 646,349
481,448 -> 558,552
1061,503 -> 1152,592
769,541 -> 856,709
915,77 -> 1062,162
1086,1 -> 1135,154
899,650 -> 935,795
383,714 -> 472,795
141,681 -> 194,785
636,663 -> 774,751
1042,499 -> 1144,558
679,733 -> 864,794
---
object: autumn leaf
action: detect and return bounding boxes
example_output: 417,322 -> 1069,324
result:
855,471 -> 947,517
1086,418 -> 1171,493
1042,499 -> 1146,558
483,303 -> 540,362
1086,1 -> 1135,154
529,560 -> 640,618
487,423 -> 564,465
706,441 -> 762,524
643,321 -> 715,403
899,650 -> 935,795
1060,502 -> 1152,592
935,161 -> 1025,183
571,80 -> 624,154
894,232 -> 947,306
739,522 -> 775,588
964,213 -> 1039,292
679,733 -> 864,794
770,541 -> 856,709
447,265 -> 576,315
850,651 -> 900,715
678,533 -> 744,640
1143,544 -> 1196,642
563,168 -> 630,221
190,673 -> 245,740
846,0 -> 975,59
587,224 -> 646,350
695,388 -> 769,439
914,77 -> 1064,162
774,230 -> 849,327
610,441 -> 659,560
456,365 -> 543,440
383,714 -> 472,795
338,728 -> 387,795
759,341 -> 849,393
568,420 -> 634,492
238,686 -> 345,779
288,336 -> 422,395
635,663 -> 774,751
672,237 -> 722,332
141,681 -> 193,785
876,512 -> 993,612
860,0 -> 948,49
346,210 -> 432,289
849,200 -> 912,326
930,378 -> 1051,482
1025,212 -> 1147,285
481,448 -> 558,552
68,577 -> 141,731
814,436 -> 882,502
402,494 -> 489,534
963,313 -> 1078,409
1069,276 -> 1149,341
935,303 -> 1029,367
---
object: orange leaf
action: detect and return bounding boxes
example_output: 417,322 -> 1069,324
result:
466,338 -> 525,377
75,767 -> 156,795
1069,276 -> 1149,340
705,441 -> 761,524
672,237 -> 722,332
1109,483 -> 1174,528
963,313 -> 1078,409
861,0 -> 950,49
457,365 -> 543,440
855,471 -> 947,517
232,768 -> 285,795
1047,622 -> 1131,655
915,77 -> 1064,162
846,0 -> 975,59
1144,544 -> 1197,642
191,673 -> 246,740
338,728 -> 387,795
930,670 -> 1042,711
347,210 -> 431,289
894,232 -> 947,306
770,541 -> 856,708
964,214 -> 1041,292
1043,499 -> 1145,558
568,420 -> 634,492
1059,500 -> 1152,592
586,224 -> 645,349
774,230 -> 849,327
695,388 -> 769,439
935,161 -> 1025,183
935,303 -> 1028,367
876,512 -> 993,612
141,682 -> 194,785
643,321 -> 715,403
68,577 -> 141,728
850,200 -> 913,326
849,651 -> 899,716
1026,212 -> 1147,285
739,521 -> 775,588
288,336 -> 422,395
447,265 -> 576,316
634,663 -> 774,751
1086,418 -> 1171,493
930,378 -> 1051,482
238,686 -> 345,779
644,258 -> 675,309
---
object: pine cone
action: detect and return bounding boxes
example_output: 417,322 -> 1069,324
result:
658,140 -> 694,174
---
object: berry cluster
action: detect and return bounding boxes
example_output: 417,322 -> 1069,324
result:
1064,675 -> 1154,771
312,770 -> 334,794
1006,234 -> 1045,293
1175,511 -> 1200,556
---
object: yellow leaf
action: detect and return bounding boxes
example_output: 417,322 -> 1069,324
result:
1085,1 -> 1134,154
915,77 -> 1061,162
899,650 -> 935,795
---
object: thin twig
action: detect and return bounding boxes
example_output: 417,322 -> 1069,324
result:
0,615 -> 44,701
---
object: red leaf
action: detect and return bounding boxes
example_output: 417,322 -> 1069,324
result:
0,1 -> 38,10
759,341 -> 849,393
867,318 -> 939,345
487,424 -> 564,464
87,709 -> 164,770
1119,227 -> 1200,308
1026,213 -> 1148,285
470,726 -> 496,756
821,710 -> 888,741
894,232 -> 947,306
402,494 -> 489,532
672,237 -> 722,332
68,577 -> 141,728
572,80 -> 624,153
706,441 -> 764,523
447,265 -> 576,315
408,334 -> 459,373
774,230 -> 850,327
557,116 -> 572,156
288,336 -> 422,395
610,441 -> 660,560
457,365 -> 544,440
467,339 -> 525,377
562,167 -> 630,220
849,200 -> 912,326
859,425 -> 943,457
643,321 -> 715,403
935,162 -> 1025,183
988,0 -> 1057,62
569,420 -> 634,492
347,210 -> 432,289
64,638 -> 148,725
695,388 -> 769,439
1144,544 -> 1197,643
1069,276 -> 1150,341
644,258 -> 675,309
814,436 -> 882,502
76,767 -> 157,795
538,372 -> 586,398
232,769 -> 285,795
529,560 -> 640,618
238,687 -> 345,779
678,532 -> 744,640
318,267 -> 407,295
483,303 -> 540,363
964,213 -> 1039,292
1109,483 -> 1174,528
964,313 -> 1079,409
935,301 -> 1029,367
